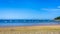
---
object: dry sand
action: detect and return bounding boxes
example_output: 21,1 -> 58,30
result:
0,25 -> 60,34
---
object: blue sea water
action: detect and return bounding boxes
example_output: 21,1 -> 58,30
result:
0,19 -> 60,27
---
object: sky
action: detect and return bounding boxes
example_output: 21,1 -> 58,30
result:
0,0 -> 60,19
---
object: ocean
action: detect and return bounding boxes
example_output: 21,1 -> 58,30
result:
0,19 -> 60,26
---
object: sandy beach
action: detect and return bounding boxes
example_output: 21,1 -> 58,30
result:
0,25 -> 60,34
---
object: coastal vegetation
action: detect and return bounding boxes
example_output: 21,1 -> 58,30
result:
54,16 -> 60,20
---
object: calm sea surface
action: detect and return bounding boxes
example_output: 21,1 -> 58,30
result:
0,20 -> 60,26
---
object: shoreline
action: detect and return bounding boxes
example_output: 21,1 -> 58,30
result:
0,24 -> 60,29
0,24 -> 59,27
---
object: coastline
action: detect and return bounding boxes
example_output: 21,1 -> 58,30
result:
0,25 -> 60,30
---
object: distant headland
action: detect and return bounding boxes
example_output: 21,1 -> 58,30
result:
54,16 -> 60,21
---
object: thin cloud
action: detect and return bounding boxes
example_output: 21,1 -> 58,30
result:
41,8 -> 60,15
40,8 -> 60,19
41,8 -> 60,12
57,6 -> 60,8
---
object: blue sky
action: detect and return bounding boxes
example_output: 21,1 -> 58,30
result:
0,0 -> 60,19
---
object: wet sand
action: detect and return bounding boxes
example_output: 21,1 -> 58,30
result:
0,25 -> 60,31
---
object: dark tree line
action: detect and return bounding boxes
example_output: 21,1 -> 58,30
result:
54,16 -> 60,20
